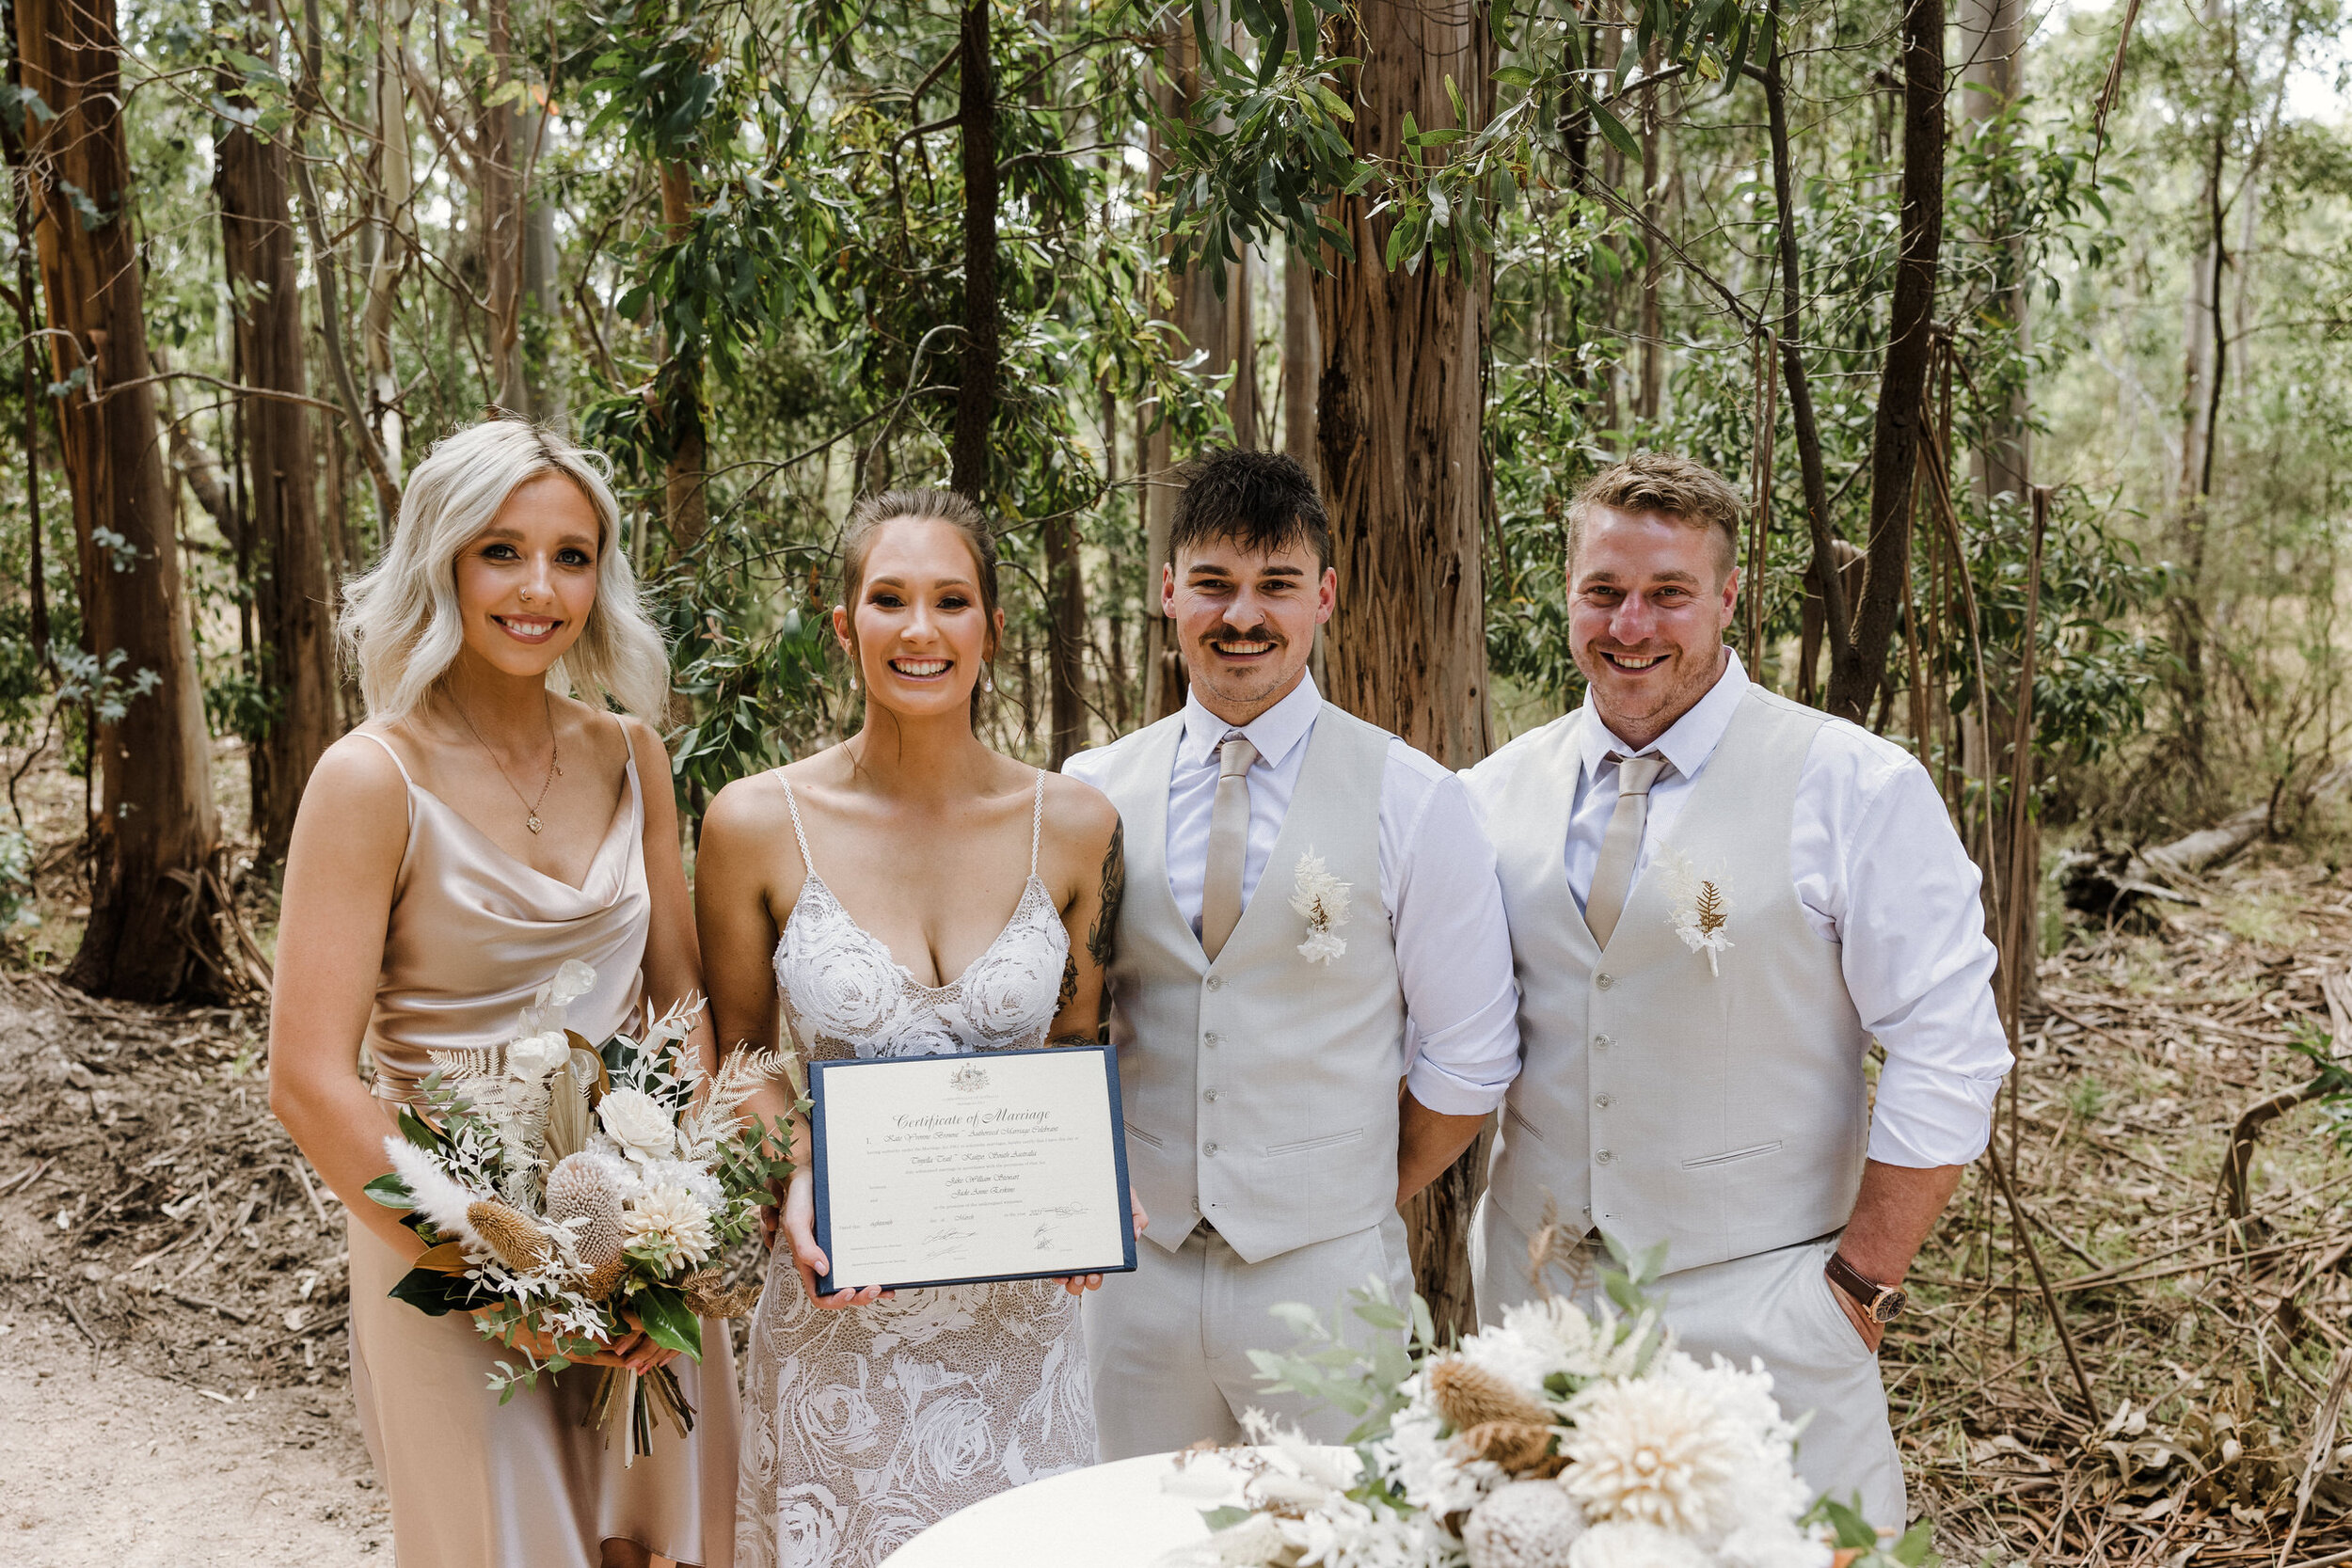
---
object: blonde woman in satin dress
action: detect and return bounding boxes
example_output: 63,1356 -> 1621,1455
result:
270,419 -> 736,1568
696,490 -> 1137,1566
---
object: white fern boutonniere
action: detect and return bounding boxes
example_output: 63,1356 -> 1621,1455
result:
1289,849 -> 1352,965
1661,847 -> 1734,976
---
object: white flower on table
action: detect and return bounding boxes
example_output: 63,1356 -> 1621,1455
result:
1658,847 -> 1733,977
597,1085 -> 678,1162
1288,849 -> 1352,965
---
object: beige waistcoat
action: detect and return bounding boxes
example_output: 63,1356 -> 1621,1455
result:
1092,704 -> 1404,1263
1479,685 -> 1869,1273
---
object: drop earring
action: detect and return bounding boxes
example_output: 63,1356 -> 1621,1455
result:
849,672 -> 858,691
982,669 -> 994,694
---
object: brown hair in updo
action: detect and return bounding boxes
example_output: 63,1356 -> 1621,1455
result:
836,488 -> 1001,717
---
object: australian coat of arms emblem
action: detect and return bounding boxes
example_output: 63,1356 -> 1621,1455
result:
949,1064 -> 990,1094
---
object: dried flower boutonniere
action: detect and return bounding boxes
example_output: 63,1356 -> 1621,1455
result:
1661,847 -> 1734,976
1289,849 -> 1352,965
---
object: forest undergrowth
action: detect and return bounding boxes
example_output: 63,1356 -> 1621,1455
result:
13,816 -> 2352,1563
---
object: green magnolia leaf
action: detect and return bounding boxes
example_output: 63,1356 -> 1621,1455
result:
364,1172 -> 415,1209
1200,1505 -> 1253,1530
396,1108 -> 443,1151
636,1283 -> 706,1361
389,1266 -> 481,1317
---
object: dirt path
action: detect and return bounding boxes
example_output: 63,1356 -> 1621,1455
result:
0,1311 -> 387,1564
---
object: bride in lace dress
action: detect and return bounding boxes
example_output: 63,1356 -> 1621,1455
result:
696,489 -> 1137,1568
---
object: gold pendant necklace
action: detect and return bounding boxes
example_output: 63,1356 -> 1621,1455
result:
456,689 -> 563,833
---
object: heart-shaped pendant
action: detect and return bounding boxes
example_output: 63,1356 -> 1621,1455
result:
528,815 -> 544,834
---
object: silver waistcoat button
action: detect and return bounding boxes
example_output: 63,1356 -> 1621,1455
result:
1593,1034 -> 1613,1050
1205,976 -> 1225,990
1595,973 -> 1615,990
1203,1088 -> 1220,1102
1203,1032 -> 1220,1046
1595,1148 -> 1615,1164
1595,1093 -> 1614,1109
1203,1142 -> 1221,1156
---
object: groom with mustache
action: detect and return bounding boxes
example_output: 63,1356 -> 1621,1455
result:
1066,448 -> 1521,1457
1464,453 -> 2012,1528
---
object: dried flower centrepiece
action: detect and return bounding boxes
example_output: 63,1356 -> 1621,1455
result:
367,963 -> 799,1464
1156,1240 -> 1932,1568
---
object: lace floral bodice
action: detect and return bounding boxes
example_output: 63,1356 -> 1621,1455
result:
770,772 -> 1070,1061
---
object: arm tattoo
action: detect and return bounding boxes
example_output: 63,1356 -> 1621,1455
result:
1055,952 -> 1079,1015
1087,819 -> 1124,972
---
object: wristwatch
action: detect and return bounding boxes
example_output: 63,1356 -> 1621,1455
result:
1825,1253 -> 1907,1323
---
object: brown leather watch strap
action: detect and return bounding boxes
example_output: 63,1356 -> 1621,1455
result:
1825,1252 -> 1906,1322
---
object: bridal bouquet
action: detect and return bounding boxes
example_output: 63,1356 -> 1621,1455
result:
365,959 -> 796,1462
1162,1239 -> 1933,1568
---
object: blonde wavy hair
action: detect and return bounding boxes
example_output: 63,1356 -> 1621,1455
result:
339,419 -> 671,726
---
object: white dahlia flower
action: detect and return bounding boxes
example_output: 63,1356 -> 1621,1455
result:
1565,1520 -> 1713,1568
1560,1373 -> 1751,1535
624,1182 -> 716,1266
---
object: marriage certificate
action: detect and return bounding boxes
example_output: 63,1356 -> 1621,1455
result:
809,1044 -> 1137,1292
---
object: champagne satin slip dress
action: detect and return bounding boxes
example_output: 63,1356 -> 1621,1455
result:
345,730 -> 738,1568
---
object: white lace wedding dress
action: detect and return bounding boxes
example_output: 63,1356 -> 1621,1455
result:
736,771 -> 1099,1568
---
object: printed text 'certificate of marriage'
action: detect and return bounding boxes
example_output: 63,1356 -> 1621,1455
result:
809,1044 -> 1137,1293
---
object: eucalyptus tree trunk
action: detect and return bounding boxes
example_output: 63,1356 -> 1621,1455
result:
1821,0 -> 1945,723
1313,0 -> 1496,1336
659,158 -> 707,557
19,0 -> 226,1000
216,0 -> 337,869
950,0 -> 997,499
1139,4 -> 1237,723
1958,0 -> 2029,501
362,0 -> 413,483
481,0 -> 529,416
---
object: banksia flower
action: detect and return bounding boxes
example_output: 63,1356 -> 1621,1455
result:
1453,1419 -> 1565,1478
468,1199 -> 552,1272
579,1253 -> 630,1300
1430,1356 -> 1555,1433
545,1152 -> 628,1272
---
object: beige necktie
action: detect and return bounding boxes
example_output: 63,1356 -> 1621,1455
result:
1200,735 -> 1258,959
1584,752 -> 1669,947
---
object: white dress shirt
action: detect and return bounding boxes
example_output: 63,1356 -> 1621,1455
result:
1549,651 -> 2009,1168
1065,675 -> 1522,1117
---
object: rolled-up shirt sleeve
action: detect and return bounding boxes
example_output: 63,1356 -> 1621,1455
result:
1383,746 -> 1522,1116
1817,754 -> 2011,1167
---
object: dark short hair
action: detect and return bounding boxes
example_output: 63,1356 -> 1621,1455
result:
1168,448 -> 1332,572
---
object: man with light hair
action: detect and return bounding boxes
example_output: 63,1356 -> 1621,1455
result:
1464,451 -> 2011,1528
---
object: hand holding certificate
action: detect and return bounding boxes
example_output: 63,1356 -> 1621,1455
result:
808,1044 -> 1138,1294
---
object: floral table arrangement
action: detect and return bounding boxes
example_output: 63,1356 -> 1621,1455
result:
365,960 -> 796,1462
1161,1237 -> 1935,1568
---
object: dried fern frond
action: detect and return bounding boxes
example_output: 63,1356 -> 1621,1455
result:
678,1042 -> 791,1160
1429,1357 -> 1554,1432
678,1269 -> 762,1319
1693,880 -> 1728,937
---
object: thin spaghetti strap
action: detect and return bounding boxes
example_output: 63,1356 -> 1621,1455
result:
778,777 -> 818,876
1028,768 -> 1045,879
355,730 -> 417,790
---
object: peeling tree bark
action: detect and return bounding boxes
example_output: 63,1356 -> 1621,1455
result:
19,0 -> 225,1000
1314,0 -> 1495,1337
216,0 -> 337,870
